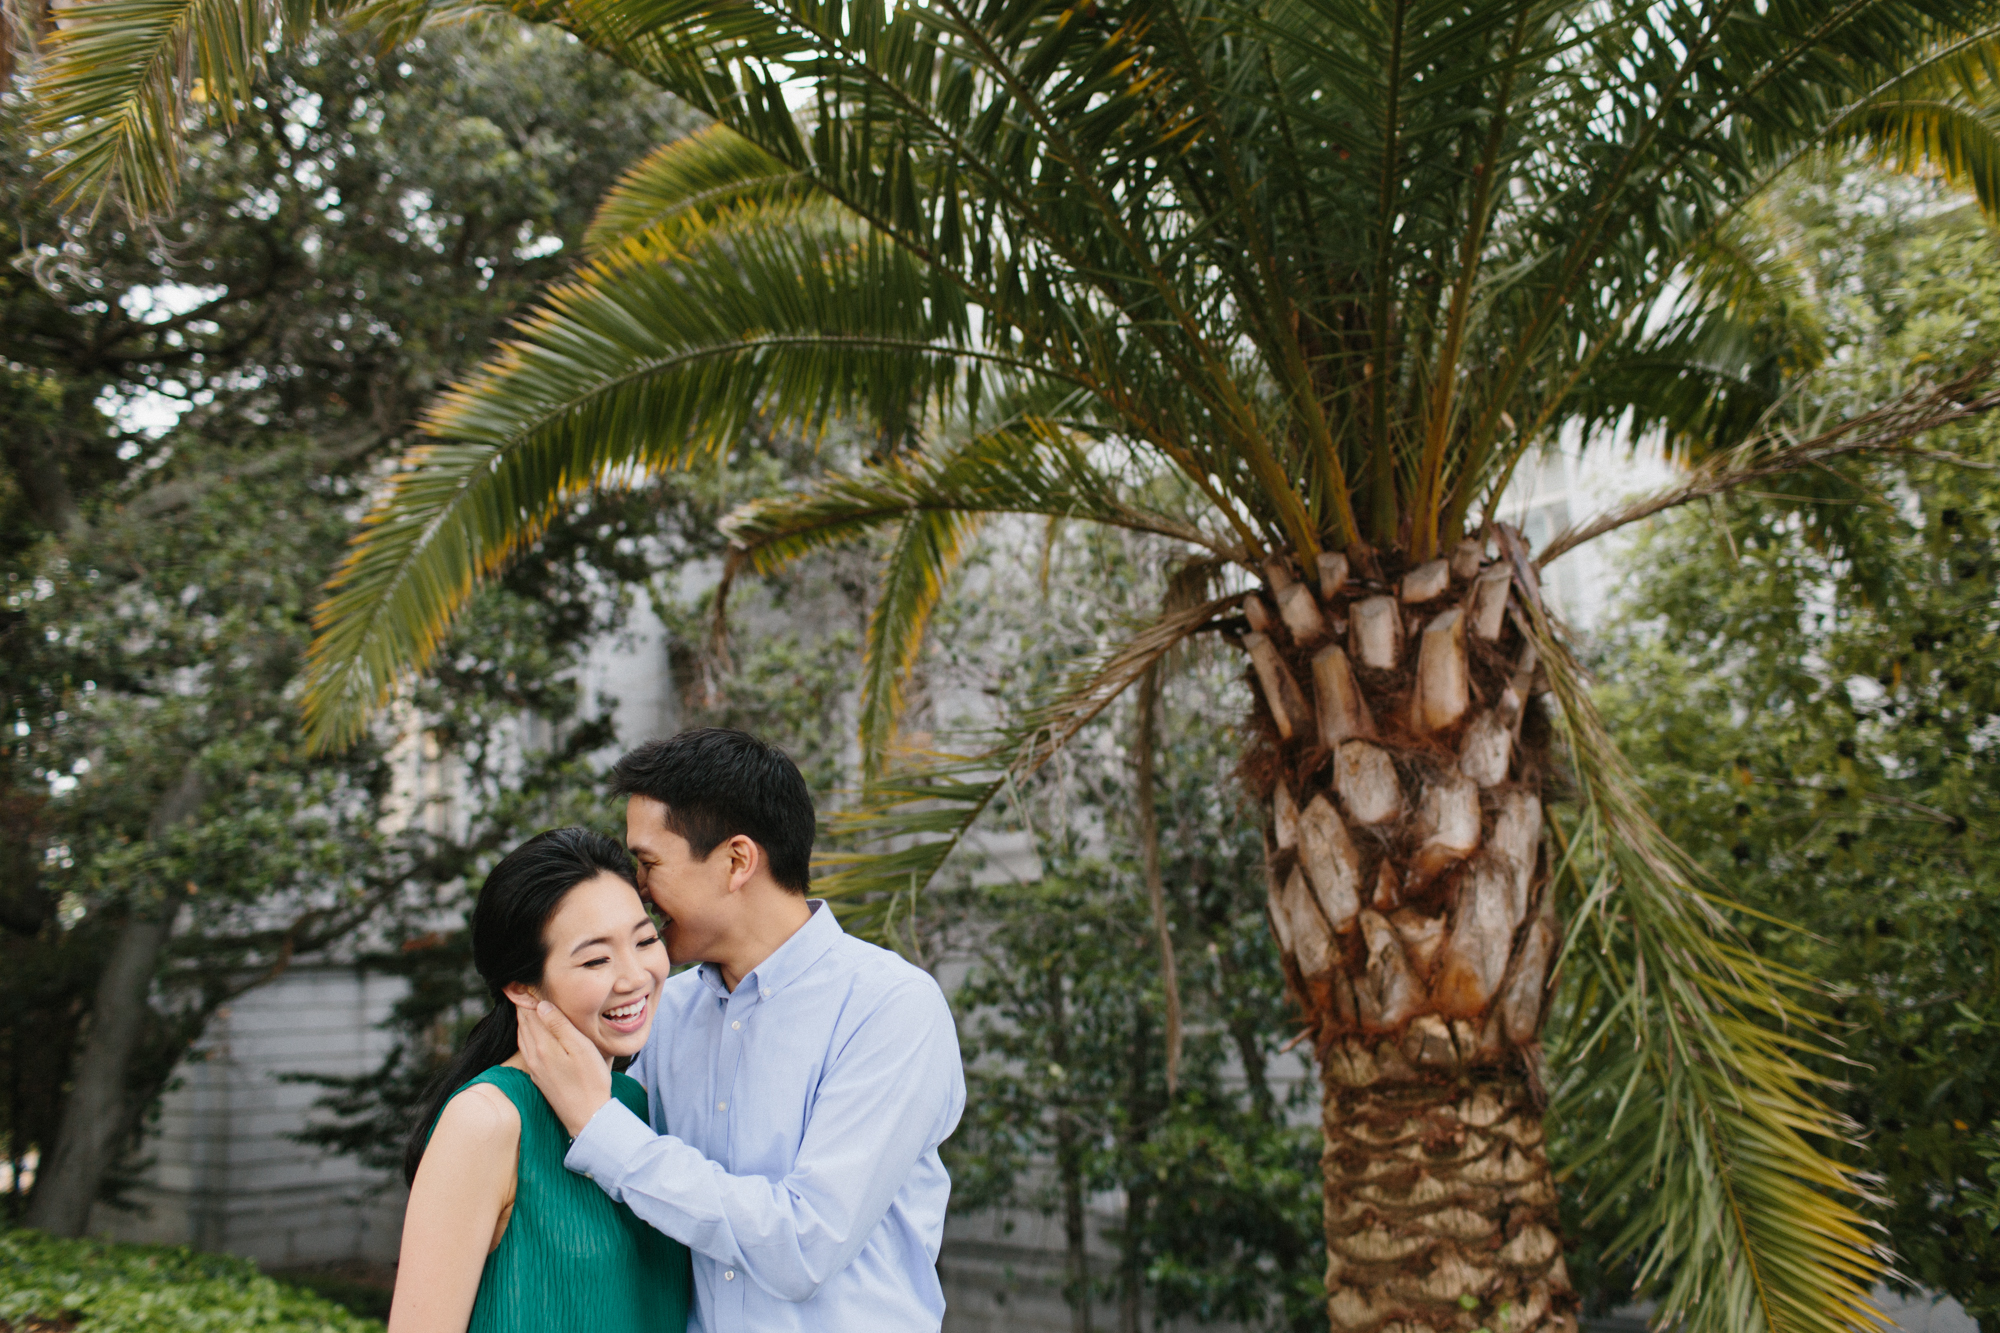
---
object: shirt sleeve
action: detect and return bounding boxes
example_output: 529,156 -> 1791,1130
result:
564,978 -> 965,1303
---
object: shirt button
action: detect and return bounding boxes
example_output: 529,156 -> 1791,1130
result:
717,1101 -> 727,1111
761,987 -> 771,997
724,1270 -> 736,1281
731,1020 -> 741,1030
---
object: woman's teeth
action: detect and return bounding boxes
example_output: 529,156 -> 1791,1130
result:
604,998 -> 646,1027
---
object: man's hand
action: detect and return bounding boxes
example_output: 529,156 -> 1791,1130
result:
513,999 -> 612,1137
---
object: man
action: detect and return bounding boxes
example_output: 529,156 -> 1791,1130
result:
514,728 -> 966,1331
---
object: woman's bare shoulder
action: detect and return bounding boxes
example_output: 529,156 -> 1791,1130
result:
431,1080 -> 522,1151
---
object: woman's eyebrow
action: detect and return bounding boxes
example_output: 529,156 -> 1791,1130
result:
568,935 -> 613,955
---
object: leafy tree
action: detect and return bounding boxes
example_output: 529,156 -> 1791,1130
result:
36,0 -> 2000,1327
1592,168 -> 2000,1328
1,23 -> 689,1231
949,721 -> 1325,1333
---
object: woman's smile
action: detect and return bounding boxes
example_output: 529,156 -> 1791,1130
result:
601,995 -> 648,1035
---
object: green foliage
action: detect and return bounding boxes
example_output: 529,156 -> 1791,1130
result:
1590,170 -> 2000,1324
35,0 -> 2000,1323
950,825 -> 1326,1332
936,527 -> 1324,1331
0,1229 -> 382,1332
0,22 -> 691,1216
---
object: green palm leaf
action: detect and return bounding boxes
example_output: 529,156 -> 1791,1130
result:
583,122 -> 811,257
1531,603 -> 1886,1333
1848,95 -> 2000,210
303,202 -> 982,748
30,0 -> 318,213
853,507 -> 985,779
718,421 -> 1230,772
814,588 -> 1242,934
720,424 -> 1226,572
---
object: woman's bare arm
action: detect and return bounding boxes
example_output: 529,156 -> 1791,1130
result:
387,1084 -> 519,1333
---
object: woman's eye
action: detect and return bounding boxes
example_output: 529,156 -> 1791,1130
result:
638,935 -> 660,949
583,957 -> 610,968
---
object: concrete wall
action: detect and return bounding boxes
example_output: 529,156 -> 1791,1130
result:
93,965 -> 408,1268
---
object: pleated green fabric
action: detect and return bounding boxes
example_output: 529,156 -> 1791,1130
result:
439,1065 -> 692,1333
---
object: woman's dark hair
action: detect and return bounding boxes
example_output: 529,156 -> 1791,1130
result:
402,827 -> 637,1184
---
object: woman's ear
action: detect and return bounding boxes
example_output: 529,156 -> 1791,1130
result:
502,981 -> 539,1007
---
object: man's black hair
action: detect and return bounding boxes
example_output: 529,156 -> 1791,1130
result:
611,728 -> 815,893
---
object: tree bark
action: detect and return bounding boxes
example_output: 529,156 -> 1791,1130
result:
1118,1000 -> 1153,1333
1132,663 -> 1183,1094
1241,545 -> 1575,1333
26,763 -> 203,1236
1047,962 -> 1093,1333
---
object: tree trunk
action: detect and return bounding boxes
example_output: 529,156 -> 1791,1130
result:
1118,998 -> 1155,1333
1047,963 -> 1094,1333
1132,663 -> 1182,1094
26,764 -> 203,1236
1241,538 -> 1576,1333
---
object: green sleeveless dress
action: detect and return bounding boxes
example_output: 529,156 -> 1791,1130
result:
435,1065 -> 692,1333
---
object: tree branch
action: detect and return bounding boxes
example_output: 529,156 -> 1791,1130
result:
1538,366 -> 2000,567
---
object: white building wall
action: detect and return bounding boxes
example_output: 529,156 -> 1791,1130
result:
93,965 -> 409,1267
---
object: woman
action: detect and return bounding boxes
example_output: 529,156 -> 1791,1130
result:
388,828 -> 692,1333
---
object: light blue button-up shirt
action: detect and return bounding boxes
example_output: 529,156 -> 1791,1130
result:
565,900 -> 965,1331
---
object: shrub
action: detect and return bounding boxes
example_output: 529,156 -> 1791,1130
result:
0,1230 -> 383,1332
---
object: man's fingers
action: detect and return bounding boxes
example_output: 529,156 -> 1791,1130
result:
536,999 -> 585,1052
513,1002 -> 540,1050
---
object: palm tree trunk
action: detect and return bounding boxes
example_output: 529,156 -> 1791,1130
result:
1243,544 -> 1575,1333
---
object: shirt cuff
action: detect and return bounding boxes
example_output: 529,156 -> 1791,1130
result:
562,1095 -> 655,1200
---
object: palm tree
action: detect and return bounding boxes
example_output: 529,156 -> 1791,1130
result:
31,1 -> 2000,1328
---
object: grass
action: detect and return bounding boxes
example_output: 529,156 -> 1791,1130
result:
0,1230 -> 384,1332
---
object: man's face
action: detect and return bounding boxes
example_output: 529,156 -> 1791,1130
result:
625,795 -> 734,963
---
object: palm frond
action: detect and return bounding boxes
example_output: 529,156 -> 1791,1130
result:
1847,94 -> 2000,213
716,420 -> 1235,775
1523,583 -> 1886,1333
1540,362 -> 2000,567
720,422 -> 1229,571
815,590 -> 1241,935
1817,27 -> 2000,216
28,0 -> 320,213
856,508 -> 985,779
302,202 -> 980,749
583,123 -> 812,258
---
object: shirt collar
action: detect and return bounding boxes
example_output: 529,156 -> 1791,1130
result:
700,899 -> 842,1000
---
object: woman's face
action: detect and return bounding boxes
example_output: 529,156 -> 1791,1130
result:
508,872 -> 668,1062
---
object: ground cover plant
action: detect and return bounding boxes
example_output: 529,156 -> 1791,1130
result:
0,1230 -> 382,1333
